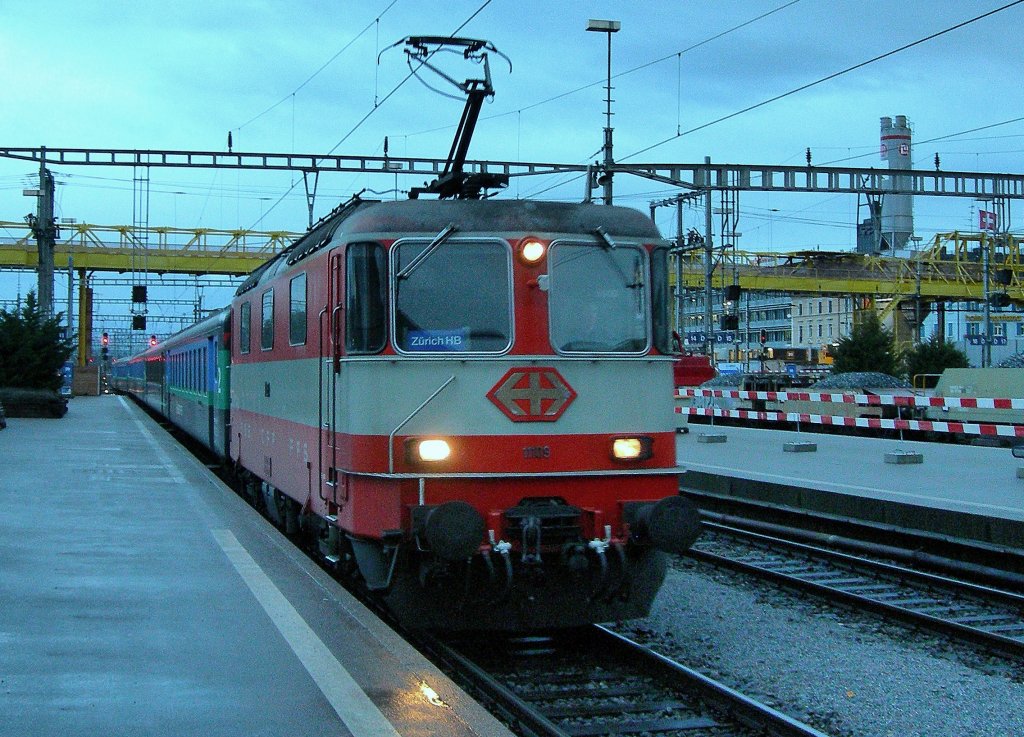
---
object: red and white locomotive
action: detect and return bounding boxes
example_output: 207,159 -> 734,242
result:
117,37 -> 700,630
225,195 -> 699,629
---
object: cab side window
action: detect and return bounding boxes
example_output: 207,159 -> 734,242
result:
289,273 -> 307,346
345,242 -> 387,353
261,290 -> 274,351
239,302 -> 251,354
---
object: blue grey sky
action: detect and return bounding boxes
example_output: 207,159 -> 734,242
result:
2,0 -> 1023,302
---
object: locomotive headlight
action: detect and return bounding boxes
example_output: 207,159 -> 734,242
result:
611,436 -> 653,461
406,438 -> 452,463
519,238 -> 546,264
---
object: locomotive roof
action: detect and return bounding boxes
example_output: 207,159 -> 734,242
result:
236,198 -> 662,296
340,199 -> 662,239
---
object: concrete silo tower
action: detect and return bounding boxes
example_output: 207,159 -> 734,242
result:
880,115 -> 914,251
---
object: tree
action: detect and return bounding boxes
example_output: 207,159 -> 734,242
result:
902,332 -> 969,386
831,310 -> 898,376
0,291 -> 75,391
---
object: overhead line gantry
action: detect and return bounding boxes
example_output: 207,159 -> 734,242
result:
3,146 -> 1024,199
4,145 -> 1023,363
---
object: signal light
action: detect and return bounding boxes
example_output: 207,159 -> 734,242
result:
149,335 -> 158,347
759,329 -> 768,345
990,292 -> 1011,308
101,332 -> 109,347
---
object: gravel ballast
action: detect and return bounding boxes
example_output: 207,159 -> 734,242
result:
618,559 -> 1024,737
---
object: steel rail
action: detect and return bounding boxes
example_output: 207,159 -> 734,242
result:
419,626 -> 832,737
681,488 -> 1024,586
688,522 -> 1024,658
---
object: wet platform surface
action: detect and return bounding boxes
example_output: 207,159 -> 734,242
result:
0,395 -> 513,737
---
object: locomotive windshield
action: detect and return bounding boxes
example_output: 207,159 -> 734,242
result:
549,241 -> 649,353
393,238 -> 513,353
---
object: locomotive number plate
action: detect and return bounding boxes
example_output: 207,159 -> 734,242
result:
522,445 -> 551,459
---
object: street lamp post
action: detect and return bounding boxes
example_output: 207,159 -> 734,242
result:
587,19 -> 620,206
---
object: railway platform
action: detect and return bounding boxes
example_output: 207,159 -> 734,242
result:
676,422 -> 1024,548
0,395 -> 514,737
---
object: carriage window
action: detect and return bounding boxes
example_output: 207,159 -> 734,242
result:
549,241 -> 649,353
239,302 -> 251,354
261,290 -> 274,350
346,242 -> 386,354
393,239 -> 511,353
289,273 -> 307,346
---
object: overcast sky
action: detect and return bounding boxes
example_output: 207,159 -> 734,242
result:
3,0 -> 1024,316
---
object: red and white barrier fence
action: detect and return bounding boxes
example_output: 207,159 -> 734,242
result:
675,388 -> 1024,439
676,388 -> 1024,410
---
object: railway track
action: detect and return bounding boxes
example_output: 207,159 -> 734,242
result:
687,522 -> 1024,658
418,625 -> 831,737
682,488 -> 1024,585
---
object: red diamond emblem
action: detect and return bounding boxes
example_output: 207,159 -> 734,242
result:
487,367 -> 576,422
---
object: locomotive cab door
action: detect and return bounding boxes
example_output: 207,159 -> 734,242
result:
318,248 -> 345,509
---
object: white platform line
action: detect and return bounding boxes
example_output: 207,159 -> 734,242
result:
212,528 -> 402,737
117,395 -> 188,484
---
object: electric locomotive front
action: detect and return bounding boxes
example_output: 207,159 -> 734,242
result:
297,198 -> 699,630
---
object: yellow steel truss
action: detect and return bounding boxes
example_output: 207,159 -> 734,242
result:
3,220 -> 1019,304
674,232 -> 1024,302
0,221 -> 299,275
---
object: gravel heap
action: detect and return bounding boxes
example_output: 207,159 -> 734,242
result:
996,353 -> 1024,368
617,560 -> 1024,737
699,374 -> 743,388
810,371 -> 911,390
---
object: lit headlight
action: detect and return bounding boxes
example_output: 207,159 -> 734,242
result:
406,438 -> 452,463
611,436 -> 653,461
519,238 -> 546,264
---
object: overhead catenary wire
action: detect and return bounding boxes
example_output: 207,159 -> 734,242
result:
231,1 -> 399,136
396,0 -> 803,141
813,116 -> 1024,167
244,0 -> 495,231
621,0 -> 1024,162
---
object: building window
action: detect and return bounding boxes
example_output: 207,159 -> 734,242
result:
261,289 -> 274,350
798,326 -> 803,342
239,302 -> 251,354
289,273 -> 307,346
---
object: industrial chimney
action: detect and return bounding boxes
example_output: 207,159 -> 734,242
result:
880,115 -> 914,252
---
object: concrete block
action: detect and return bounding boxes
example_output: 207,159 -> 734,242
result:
783,441 -> 817,453
884,450 -> 924,465
696,433 -> 727,444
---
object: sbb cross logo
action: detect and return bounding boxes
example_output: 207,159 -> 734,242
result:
487,367 -> 576,422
